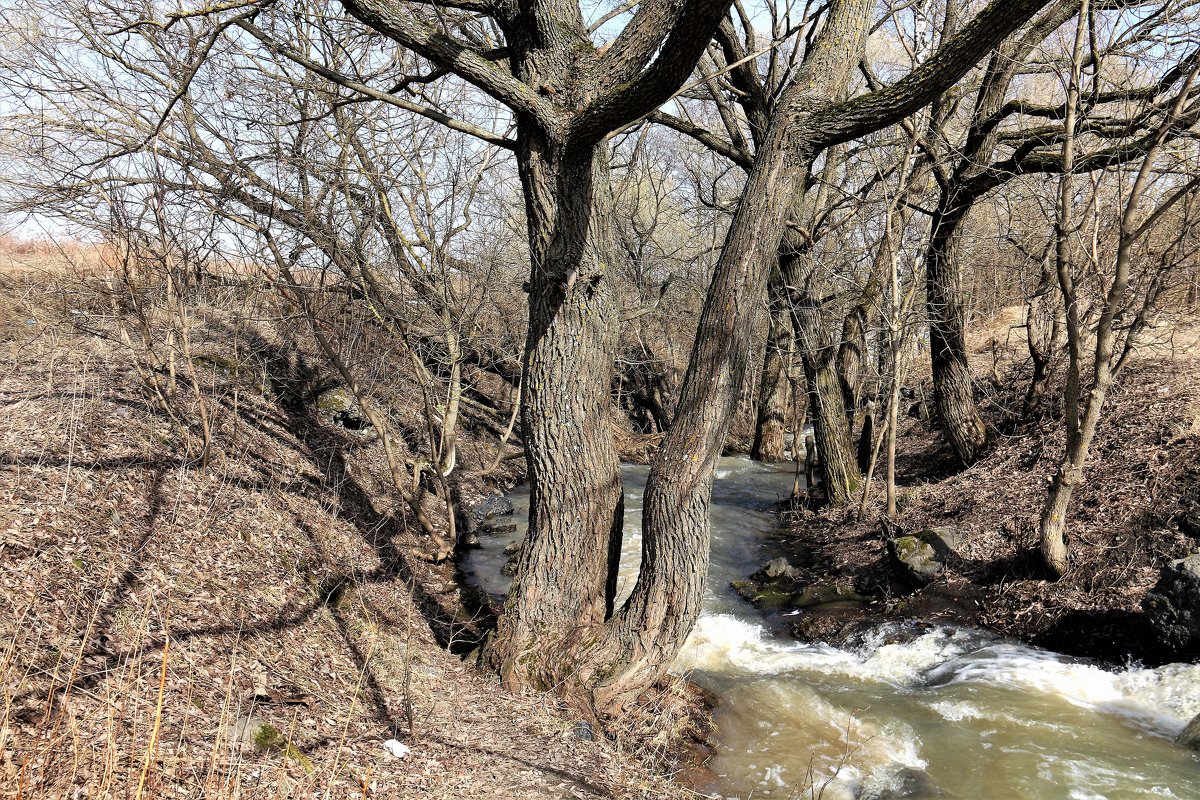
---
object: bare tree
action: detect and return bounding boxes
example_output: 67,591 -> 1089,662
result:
1040,1 -> 1200,575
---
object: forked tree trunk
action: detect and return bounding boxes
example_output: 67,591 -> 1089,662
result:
1023,268 -> 1066,418
590,143 -> 821,711
583,0 -> 885,710
791,289 -> 861,507
752,276 -> 794,462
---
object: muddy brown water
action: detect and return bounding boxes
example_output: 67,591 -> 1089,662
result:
463,458 -> 1200,799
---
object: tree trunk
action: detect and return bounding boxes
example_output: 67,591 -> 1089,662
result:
926,194 -> 989,463
1023,258 -> 1066,417
590,141 -> 821,711
752,275 -> 794,462
839,301 -> 870,414
487,134 -> 625,693
791,288 -> 861,507
1039,378 -> 1110,575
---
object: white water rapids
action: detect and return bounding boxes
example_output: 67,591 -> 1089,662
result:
462,458 -> 1200,799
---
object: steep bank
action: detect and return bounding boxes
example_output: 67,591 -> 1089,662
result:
767,323 -> 1200,664
0,269 -> 695,799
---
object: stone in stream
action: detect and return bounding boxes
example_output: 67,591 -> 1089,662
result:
501,536 -> 527,576
763,557 -> 802,581
731,557 -> 805,609
889,526 -> 962,587
1144,553 -> 1200,657
880,766 -> 942,798
471,495 -> 515,523
1176,711 -> 1200,750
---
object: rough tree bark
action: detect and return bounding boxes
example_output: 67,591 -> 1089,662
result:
925,193 -> 989,463
586,0 -> 1055,709
752,271 -> 794,462
333,0 -> 739,695
788,273 -> 863,507
338,0 -> 1053,709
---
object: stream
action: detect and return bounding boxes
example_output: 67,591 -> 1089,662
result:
463,458 -> 1200,799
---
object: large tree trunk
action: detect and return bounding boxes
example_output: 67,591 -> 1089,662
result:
926,193 -> 989,464
752,274 -> 794,462
487,133 -> 625,693
583,0 -> 884,710
590,142 -> 820,711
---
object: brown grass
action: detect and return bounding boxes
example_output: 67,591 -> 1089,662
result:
784,303 -> 1200,660
0,264 -> 697,799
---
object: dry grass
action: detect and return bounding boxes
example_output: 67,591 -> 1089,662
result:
786,303 -> 1200,659
0,265 -> 696,800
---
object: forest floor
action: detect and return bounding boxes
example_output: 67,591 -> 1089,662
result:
774,311 -> 1200,664
0,265 -> 702,800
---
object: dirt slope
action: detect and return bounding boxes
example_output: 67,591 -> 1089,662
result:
0,269 -> 693,800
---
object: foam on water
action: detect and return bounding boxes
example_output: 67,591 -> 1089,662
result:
678,614 -> 980,687
678,612 -> 1200,741
472,459 -> 1200,798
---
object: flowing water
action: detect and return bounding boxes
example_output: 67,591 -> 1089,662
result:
463,458 -> 1200,799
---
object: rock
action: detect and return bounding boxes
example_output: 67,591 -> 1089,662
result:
732,557 -> 810,610
1145,554 -> 1200,656
193,352 -> 240,377
763,557 -> 802,581
229,714 -> 268,748
503,538 -> 525,556
788,583 -> 867,609
891,536 -> 941,584
471,495 -> 515,523
501,543 -> 524,576
731,580 -> 792,609
571,721 -> 595,741
316,387 -> 370,431
881,766 -> 942,798
1177,712 -> 1200,749
481,521 -> 518,535
791,615 -> 848,643
230,715 -> 313,773
1178,502 -> 1200,538
889,527 -> 961,586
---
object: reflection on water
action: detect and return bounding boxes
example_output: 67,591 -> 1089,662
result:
462,458 -> 1200,799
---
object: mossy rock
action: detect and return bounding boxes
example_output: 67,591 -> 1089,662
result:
788,583 -> 868,610
250,722 -> 314,774
889,526 -> 962,587
194,353 -> 241,377
316,386 -> 355,412
730,580 -> 793,609
316,387 -> 370,431
891,535 -> 941,585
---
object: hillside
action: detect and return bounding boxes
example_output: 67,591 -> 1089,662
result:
0,265 -> 697,800
773,308 -> 1200,661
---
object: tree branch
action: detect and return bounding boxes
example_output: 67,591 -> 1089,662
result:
336,0 -> 553,127
809,0 -> 1053,149
573,0 -> 734,144
235,19 -> 516,149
